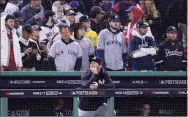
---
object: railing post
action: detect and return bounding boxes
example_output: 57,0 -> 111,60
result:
73,97 -> 78,116
0,97 -> 8,116
107,97 -> 114,116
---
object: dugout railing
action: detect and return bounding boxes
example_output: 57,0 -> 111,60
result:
0,72 -> 187,116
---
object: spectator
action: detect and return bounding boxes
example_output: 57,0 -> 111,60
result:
78,57 -> 114,116
113,0 -> 137,26
21,0 -> 45,25
1,15 -> 22,71
52,0 -> 64,23
155,26 -> 186,71
79,15 -> 98,50
140,104 -> 151,116
13,11 -> 22,38
19,24 -> 41,71
41,0 -> 53,11
90,6 -> 106,34
97,14 -> 127,71
65,9 -> 76,32
4,0 -> 22,15
73,23 -> 94,71
129,20 -> 156,71
140,0 -> 162,43
49,22 -> 82,71
0,0 -> 7,14
40,11 -> 59,43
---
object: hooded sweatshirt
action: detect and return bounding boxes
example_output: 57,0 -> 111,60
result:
129,30 -> 156,71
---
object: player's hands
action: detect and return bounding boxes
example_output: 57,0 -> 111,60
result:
24,47 -> 32,55
33,14 -> 40,20
90,82 -> 99,89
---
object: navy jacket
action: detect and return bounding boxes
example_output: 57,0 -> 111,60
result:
129,35 -> 156,71
78,68 -> 114,111
155,40 -> 185,71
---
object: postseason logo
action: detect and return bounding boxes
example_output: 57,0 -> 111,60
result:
70,91 -> 105,96
159,80 -> 187,85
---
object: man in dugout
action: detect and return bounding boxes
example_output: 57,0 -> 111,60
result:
78,57 -> 114,116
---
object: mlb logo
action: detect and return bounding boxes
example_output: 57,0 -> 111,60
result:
160,80 -> 165,84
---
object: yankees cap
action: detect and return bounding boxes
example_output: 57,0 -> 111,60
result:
109,14 -> 120,22
58,20 -> 70,29
136,20 -> 149,28
22,24 -> 33,34
79,15 -> 90,23
166,26 -> 178,33
90,57 -> 102,65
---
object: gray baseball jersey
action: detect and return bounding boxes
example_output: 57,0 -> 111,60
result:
97,29 -> 126,70
49,39 -> 82,71
74,37 -> 94,71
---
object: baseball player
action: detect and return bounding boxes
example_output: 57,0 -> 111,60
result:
155,26 -> 186,71
97,14 -> 127,71
73,23 -> 94,71
40,10 -> 59,44
49,22 -> 82,71
78,57 -> 114,116
129,20 -> 156,71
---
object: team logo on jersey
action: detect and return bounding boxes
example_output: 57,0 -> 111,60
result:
56,50 -> 64,56
68,50 -> 77,57
164,49 -> 183,57
98,79 -> 105,84
106,40 -> 122,47
138,42 -> 149,48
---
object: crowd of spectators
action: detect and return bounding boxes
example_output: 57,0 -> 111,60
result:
0,0 -> 187,72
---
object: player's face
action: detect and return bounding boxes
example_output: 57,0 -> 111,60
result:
78,28 -> 86,37
128,11 -> 133,20
90,61 -> 101,70
138,27 -> 148,35
110,21 -> 120,30
31,0 -> 41,10
6,19 -> 15,29
167,32 -> 177,41
142,104 -> 151,116
60,28 -> 71,40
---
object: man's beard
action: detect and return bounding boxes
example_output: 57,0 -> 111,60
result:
51,18 -> 57,24
110,25 -> 118,31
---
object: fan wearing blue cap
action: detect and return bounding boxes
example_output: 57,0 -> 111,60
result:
129,20 -> 156,71
155,26 -> 185,71
78,56 -> 114,116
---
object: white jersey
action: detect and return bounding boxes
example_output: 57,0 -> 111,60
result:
49,39 -> 82,71
74,37 -> 94,71
97,29 -> 126,70
4,2 -> 19,15
39,25 -> 59,42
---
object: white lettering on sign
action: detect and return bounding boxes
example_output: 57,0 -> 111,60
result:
8,110 -> 30,116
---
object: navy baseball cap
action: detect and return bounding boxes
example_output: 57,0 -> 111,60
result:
79,15 -> 90,23
58,20 -> 70,29
166,26 -> 178,33
136,20 -> 149,28
22,24 -> 33,34
109,14 -> 120,22
90,57 -> 102,65
13,11 -> 21,19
